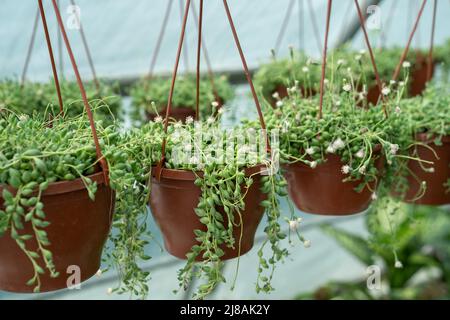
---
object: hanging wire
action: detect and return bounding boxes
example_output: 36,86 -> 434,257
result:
427,0 -> 438,80
392,0 -> 427,81
21,6 -> 40,86
274,0 -> 296,55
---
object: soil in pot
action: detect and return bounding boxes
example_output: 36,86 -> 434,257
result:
284,148 -> 383,216
0,171 -> 114,293
395,134 -> 450,205
149,166 -> 266,261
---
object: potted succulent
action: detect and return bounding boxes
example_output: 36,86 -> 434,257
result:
142,107 -> 301,299
0,80 -> 122,124
390,84 -> 450,205
253,48 -> 321,107
130,75 -> 234,124
248,78 -> 406,215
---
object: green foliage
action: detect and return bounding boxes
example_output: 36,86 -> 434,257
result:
0,80 -> 122,124
130,75 -> 234,123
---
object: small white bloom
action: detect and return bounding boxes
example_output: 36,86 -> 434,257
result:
381,87 -> 391,96
343,84 -> 352,92
323,78 -> 329,85
337,59 -> 346,66
395,260 -> 403,269
359,49 -> 366,55
207,116 -> 215,124
272,92 -> 280,99
371,193 -> 378,200
302,66 -> 309,73
295,114 -> 301,122
399,81 -> 405,87
347,67 -> 352,73
154,116 -> 163,123
211,101 -> 219,108
217,107 -> 225,115
402,61 -> 411,68
96,269 -> 102,277
355,54 -> 362,61
306,147 -> 315,155
276,100 -> 284,108
19,114 -> 29,122
294,80 -> 299,87
107,288 -> 113,295
303,240 -> 311,248
390,80 -> 396,85
335,100 -> 341,106
395,106 -> 401,114
358,165 -> 367,175
174,121 -> 182,129
289,219 -> 299,231
390,143 -> 399,155
326,145 -> 336,154
341,165 -> 351,174
185,116 -> 194,124
332,138 -> 345,150
356,149 -> 365,159
184,144 -> 192,152
427,167 -> 435,173
309,161 -> 317,169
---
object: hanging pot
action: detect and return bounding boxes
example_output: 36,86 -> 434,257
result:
410,55 -> 435,97
0,171 -> 115,293
149,165 -> 267,261
284,146 -> 383,215
395,134 -> 450,205
146,106 -> 196,123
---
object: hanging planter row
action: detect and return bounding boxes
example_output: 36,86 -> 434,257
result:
0,0 -> 448,300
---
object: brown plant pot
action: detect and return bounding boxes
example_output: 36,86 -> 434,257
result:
366,85 -> 381,106
284,147 -> 383,216
146,106 -> 196,123
149,165 -> 267,261
410,57 -> 435,97
270,85 -> 316,107
0,172 -> 114,293
395,134 -> 450,205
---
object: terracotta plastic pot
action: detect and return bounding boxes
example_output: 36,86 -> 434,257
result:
149,165 -> 267,261
270,85 -> 316,107
366,85 -> 381,106
410,57 -> 435,97
146,106 -> 196,123
284,147 -> 383,216
0,172 -> 114,293
396,134 -> 450,205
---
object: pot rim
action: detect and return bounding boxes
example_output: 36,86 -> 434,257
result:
416,133 -> 450,144
0,171 -> 107,197
151,164 -> 268,181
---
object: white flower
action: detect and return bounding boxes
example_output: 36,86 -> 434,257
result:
402,61 -> 411,68
309,161 -> 317,169
217,107 -> 225,115
19,114 -> 29,122
154,116 -> 163,123
207,116 -> 215,124
272,92 -> 280,99
381,87 -> 391,96
295,114 -> 301,122
399,81 -> 405,87
343,84 -> 352,92
356,149 -> 365,159
395,106 -> 401,114
96,269 -> 102,277
427,167 -> 435,173
276,100 -> 284,108
332,138 -> 345,150
326,145 -> 336,154
107,288 -> 113,295
359,49 -> 366,55
355,54 -> 362,61
371,193 -> 378,200
390,143 -> 399,155
211,101 -> 219,108
346,67 -> 352,73
323,78 -> 329,85
289,220 -> 299,231
303,240 -> 311,248
302,66 -> 309,73
184,144 -> 192,152
390,80 -> 396,85
337,59 -> 346,66
395,260 -> 403,269
185,116 -> 194,124
306,147 -> 315,155
358,165 -> 367,175
335,100 -> 341,106
294,80 -> 299,87
174,121 -> 182,129
341,165 -> 351,174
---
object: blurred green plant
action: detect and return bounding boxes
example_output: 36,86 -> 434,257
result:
295,199 -> 450,300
